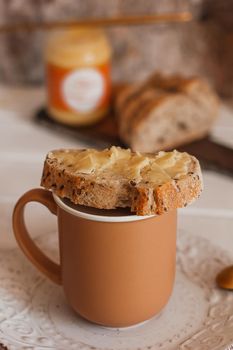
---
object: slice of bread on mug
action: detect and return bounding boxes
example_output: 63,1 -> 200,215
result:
41,146 -> 202,215
116,73 -> 219,152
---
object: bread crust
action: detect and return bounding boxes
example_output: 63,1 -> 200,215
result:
41,149 -> 203,216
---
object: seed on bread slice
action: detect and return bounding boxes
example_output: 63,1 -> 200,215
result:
41,146 -> 203,215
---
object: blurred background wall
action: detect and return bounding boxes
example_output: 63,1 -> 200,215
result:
0,0 -> 232,97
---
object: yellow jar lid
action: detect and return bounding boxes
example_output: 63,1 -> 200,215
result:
45,28 -> 112,68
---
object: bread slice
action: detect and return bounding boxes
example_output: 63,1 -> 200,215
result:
41,146 -> 202,215
116,73 -> 219,153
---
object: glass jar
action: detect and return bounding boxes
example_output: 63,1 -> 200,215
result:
45,28 -> 112,126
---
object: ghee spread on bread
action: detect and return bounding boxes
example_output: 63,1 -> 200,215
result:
49,146 -> 191,183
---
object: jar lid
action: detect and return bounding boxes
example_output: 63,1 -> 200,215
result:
45,28 -> 112,67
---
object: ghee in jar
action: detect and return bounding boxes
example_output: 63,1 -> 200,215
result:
45,28 -> 112,126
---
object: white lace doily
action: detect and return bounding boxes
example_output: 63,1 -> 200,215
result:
0,230 -> 233,350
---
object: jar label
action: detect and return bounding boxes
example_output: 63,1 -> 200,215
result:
62,68 -> 105,113
46,62 -> 111,117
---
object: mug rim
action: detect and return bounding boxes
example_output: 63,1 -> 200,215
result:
53,193 -> 155,223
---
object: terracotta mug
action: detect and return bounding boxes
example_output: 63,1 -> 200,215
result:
13,188 -> 177,327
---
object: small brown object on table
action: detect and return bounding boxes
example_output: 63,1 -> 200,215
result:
216,265 -> 233,290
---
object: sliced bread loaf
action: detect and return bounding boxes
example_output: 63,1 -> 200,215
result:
116,73 -> 219,153
41,146 -> 202,215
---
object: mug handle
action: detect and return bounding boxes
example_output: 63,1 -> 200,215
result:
12,188 -> 62,285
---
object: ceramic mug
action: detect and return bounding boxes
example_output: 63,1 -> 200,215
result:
13,188 -> 177,327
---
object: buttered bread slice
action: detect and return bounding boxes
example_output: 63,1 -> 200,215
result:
41,146 -> 203,215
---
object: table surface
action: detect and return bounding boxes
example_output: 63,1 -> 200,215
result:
0,86 -> 233,350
